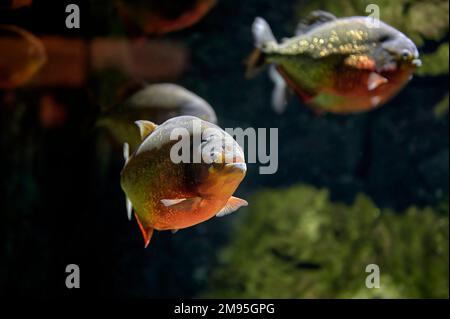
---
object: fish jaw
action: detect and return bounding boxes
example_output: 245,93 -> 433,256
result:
225,162 -> 247,175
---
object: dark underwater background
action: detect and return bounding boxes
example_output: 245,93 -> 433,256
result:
0,0 -> 448,298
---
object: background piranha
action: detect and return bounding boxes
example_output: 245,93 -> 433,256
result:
0,25 -> 46,89
121,116 -> 247,247
0,0 -> 32,10
247,11 -> 422,114
116,0 -> 217,36
98,83 -> 218,151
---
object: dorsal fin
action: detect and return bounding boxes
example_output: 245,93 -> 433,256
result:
135,120 -> 158,141
296,10 -> 337,35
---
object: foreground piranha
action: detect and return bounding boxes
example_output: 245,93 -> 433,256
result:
116,0 -> 216,35
0,25 -> 46,89
121,116 -> 247,247
98,83 -> 217,151
247,11 -> 422,114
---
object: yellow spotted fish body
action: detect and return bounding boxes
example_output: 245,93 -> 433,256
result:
248,11 -> 422,114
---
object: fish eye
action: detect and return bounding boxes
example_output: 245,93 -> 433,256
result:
401,50 -> 411,60
210,151 -> 218,161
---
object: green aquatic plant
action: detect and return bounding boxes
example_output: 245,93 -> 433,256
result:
433,93 -> 449,117
206,185 -> 449,298
417,43 -> 449,77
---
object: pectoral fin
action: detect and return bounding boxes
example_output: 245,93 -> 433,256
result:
134,213 -> 154,248
368,72 -> 388,91
161,197 -> 202,212
123,142 -> 130,164
135,120 -> 158,141
216,197 -> 248,217
126,197 -> 133,220
269,65 -> 288,114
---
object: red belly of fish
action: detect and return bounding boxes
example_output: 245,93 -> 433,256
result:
324,66 -> 415,113
152,198 -> 226,230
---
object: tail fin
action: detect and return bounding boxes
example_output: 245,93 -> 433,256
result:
246,17 -> 277,78
252,17 -> 276,48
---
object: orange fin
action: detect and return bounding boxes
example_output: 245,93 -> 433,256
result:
160,197 -> 202,212
134,213 -> 154,248
135,120 -> 157,141
245,48 -> 265,78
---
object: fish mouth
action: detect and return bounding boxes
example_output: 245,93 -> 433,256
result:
412,59 -> 422,67
225,162 -> 247,173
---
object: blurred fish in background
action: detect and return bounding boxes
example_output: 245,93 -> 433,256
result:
0,0 -> 32,10
22,37 -> 188,88
0,25 -> 46,89
98,83 -> 218,151
38,93 -> 68,128
116,0 -> 217,36
247,11 -> 422,114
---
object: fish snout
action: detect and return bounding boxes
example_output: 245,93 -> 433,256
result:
412,58 -> 422,67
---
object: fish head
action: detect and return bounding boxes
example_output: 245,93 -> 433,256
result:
193,126 -> 247,198
375,28 -> 421,72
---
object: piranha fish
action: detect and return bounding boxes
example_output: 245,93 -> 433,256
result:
121,116 -> 247,247
247,11 -> 422,114
98,83 -> 218,151
116,0 -> 216,36
0,25 -> 46,89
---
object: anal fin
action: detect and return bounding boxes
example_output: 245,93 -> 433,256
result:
135,213 -> 154,248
